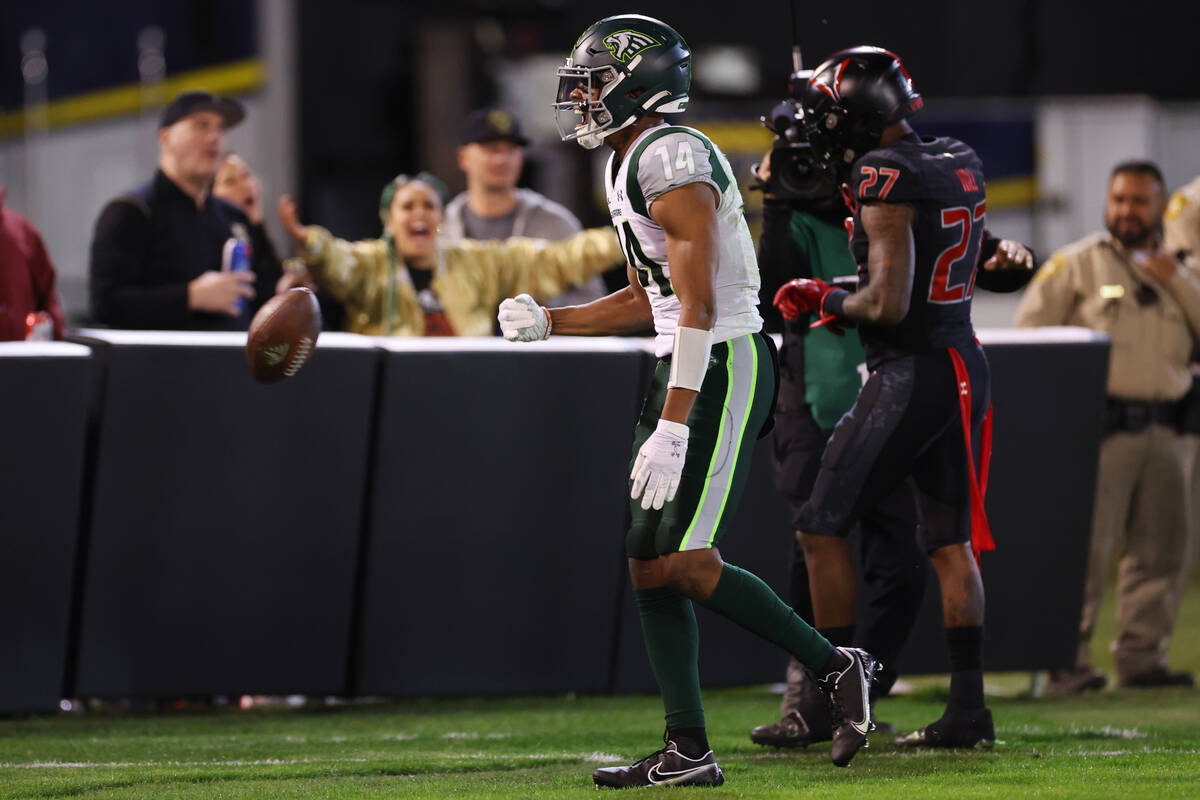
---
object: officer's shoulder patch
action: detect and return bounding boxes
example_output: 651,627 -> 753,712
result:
1033,252 -> 1068,283
1166,190 -> 1190,222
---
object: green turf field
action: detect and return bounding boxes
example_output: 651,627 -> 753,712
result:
2,583 -> 1197,799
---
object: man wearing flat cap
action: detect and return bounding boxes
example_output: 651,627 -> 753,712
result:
88,91 -> 281,329
443,107 -> 608,308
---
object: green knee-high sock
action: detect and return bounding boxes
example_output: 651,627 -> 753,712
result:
703,563 -> 835,669
635,586 -> 705,731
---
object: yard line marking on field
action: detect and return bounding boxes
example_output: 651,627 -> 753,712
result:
0,752 -> 631,770
1066,726 -> 1148,739
743,747 -> 1200,762
997,724 -> 1151,738
0,758 -> 370,769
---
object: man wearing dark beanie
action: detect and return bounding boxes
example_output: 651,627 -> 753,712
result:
88,91 -> 280,330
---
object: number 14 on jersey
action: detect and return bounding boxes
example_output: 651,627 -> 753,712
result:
651,140 -> 696,180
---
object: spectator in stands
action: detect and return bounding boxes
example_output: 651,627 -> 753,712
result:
213,152 -> 344,332
212,154 -> 277,258
443,108 -> 609,307
1016,160 -> 1199,692
0,186 -> 65,340
88,91 -> 281,330
276,172 -> 622,336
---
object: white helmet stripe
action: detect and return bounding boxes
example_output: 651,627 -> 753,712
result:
656,98 -> 689,113
640,89 -> 670,110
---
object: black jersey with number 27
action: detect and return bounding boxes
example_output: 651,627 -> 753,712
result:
847,132 -> 987,361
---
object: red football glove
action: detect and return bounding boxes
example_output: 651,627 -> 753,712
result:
772,278 -> 832,321
772,278 -> 854,336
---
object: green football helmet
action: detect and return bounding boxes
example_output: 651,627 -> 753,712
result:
554,14 -> 691,150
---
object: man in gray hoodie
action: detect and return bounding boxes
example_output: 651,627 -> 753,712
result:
443,108 -> 608,308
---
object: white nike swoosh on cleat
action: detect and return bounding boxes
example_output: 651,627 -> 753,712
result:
646,762 -> 716,785
842,649 -> 872,734
850,665 -> 870,733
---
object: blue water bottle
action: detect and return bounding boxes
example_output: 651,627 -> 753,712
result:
221,228 -> 253,315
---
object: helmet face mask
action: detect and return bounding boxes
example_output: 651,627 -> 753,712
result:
553,14 -> 692,150
553,61 -> 625,150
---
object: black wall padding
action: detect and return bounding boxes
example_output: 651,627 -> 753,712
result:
0,349 -> 93,713
354,348 -> 647,696
72,340 -> 377,698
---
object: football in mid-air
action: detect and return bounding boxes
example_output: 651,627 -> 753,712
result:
246,287 -> 321,384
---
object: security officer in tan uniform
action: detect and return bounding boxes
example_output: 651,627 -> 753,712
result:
1016,160 -> 1199,693
1164,174 -> 1200,645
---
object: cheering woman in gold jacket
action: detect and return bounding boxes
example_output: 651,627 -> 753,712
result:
276,172 -> 623,336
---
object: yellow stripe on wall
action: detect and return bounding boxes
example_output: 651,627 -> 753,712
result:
986,176 -> 1037,210
0,58 -> 265,139
695,121 -> 774,155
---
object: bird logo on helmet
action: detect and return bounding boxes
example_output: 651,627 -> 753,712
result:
553,14 -> 691,150
799,46 -> 923,175
603,30 -> 661,62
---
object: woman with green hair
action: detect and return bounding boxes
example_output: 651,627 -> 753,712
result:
276,173 -> 622,336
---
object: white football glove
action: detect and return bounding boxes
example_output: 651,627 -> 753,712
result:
631,419 -> 689,511
498,293 -> 550,342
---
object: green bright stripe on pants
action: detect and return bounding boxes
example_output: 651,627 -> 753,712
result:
705,336 -> 759,548
678,340 -> 736,551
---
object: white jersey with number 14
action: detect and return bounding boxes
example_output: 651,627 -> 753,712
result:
604,123 -> 762,357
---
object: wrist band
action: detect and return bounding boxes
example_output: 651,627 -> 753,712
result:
823,288 -> 850,317
543,307 -> 553,339
668,326 -> 714,391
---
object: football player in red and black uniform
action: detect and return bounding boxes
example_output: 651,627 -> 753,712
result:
774,46 -> 1005,748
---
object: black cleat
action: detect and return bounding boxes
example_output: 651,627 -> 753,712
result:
1119,668 -> 1195,689
817,647 -> 879,767
894,707 -> 995,749
749,704 -> 832,748
1046,667 -> 1107,695
592,741 -> 724,789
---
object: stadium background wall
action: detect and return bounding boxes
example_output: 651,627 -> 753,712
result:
0,329 -> 1108,714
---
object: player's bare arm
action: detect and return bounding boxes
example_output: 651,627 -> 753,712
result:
548,264 -> 654,335
648,181 -> 720,425
842,201 -> 915,324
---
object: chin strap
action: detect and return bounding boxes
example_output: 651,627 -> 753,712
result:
576,114 -> 641,150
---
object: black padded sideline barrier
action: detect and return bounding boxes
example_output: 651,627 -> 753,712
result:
353,339 -> 648,696
0,327 -> 1110,711
70,331 -> 379,699
0,342 -> 94,714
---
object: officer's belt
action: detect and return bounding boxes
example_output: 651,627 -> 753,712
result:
1105,397 -> 1182,434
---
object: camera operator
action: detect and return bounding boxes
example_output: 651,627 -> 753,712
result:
750,97 -> 1037,748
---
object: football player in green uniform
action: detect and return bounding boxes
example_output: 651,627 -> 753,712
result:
499,14 -> 878,788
